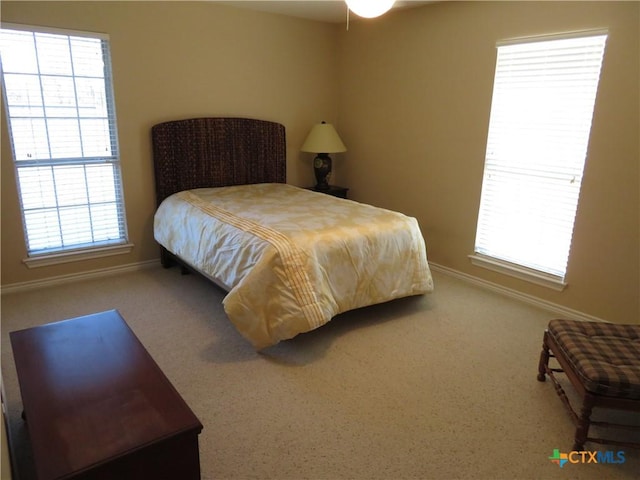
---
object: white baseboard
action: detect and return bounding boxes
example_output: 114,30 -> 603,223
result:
1,259 -> 608,325
1,260 -> 160,295
428,262 -> 608,324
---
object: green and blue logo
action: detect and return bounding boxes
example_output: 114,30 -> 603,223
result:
549,449 -> 568,467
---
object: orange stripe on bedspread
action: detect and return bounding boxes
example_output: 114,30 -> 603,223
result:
179,191 -> 325,329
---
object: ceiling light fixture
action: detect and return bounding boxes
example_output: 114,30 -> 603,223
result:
345,0 -> 396,19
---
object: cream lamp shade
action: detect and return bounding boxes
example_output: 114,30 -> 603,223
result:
301,122 -> 347,154
301,122 -> 347,191
346,0 -> 396,18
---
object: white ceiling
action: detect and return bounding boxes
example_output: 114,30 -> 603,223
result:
218,1 -> 433,24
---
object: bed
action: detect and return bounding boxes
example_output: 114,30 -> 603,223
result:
152,117 -> 433,349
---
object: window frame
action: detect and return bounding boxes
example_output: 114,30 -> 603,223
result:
470,29 -> 608,290
0,23 -> 133,268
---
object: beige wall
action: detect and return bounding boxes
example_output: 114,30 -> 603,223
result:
1,2 -> 638,325
338,1 -> 639,324
1,1 -> 341,284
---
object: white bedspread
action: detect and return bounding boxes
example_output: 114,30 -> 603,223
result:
154,183 -> 433,348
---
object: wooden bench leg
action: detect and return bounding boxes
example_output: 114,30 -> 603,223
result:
537,330 -> 550,382
573,393 -> 596,451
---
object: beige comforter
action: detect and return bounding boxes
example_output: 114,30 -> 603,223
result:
154,183 -> 433,349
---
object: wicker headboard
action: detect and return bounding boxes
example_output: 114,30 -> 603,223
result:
151,117 -> 286,206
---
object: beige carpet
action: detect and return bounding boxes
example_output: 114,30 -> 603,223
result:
1,266 -> 638,479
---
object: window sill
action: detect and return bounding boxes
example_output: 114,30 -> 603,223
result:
23,243 -> 135,268
468,254 -> 567,291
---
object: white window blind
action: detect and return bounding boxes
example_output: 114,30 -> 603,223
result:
474,32 -> 607,283
0,25 -> 128,256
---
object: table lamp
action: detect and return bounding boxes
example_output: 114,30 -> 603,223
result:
301,121 -> 347,190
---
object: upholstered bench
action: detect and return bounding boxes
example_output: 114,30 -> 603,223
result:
537,319 -> 640,450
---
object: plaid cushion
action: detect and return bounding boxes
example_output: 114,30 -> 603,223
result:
548,319 -> 640,400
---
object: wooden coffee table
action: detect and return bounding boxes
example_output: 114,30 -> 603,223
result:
10,309 -> 203,480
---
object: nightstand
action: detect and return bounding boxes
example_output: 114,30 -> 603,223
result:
306,185 -> 349,199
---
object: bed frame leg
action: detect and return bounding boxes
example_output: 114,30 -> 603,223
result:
160,247 -> 174,269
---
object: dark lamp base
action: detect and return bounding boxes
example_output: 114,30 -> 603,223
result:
313,153 -> 332,190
